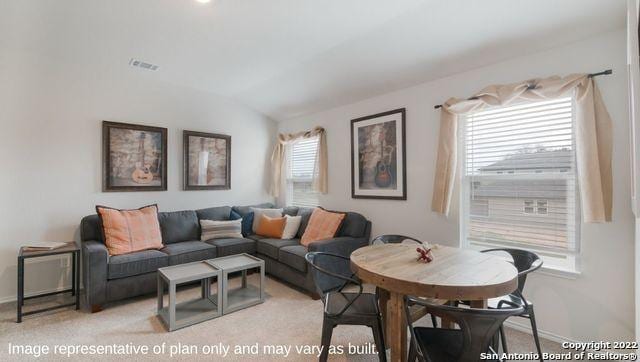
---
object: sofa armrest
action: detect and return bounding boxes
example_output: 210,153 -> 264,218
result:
81,240 -> 108,307
307,236 -> 368,256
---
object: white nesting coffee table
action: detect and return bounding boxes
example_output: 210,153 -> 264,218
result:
157,261 -> 222,331
206,253 -> 265,315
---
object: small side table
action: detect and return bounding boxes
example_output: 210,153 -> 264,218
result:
157,261 -> 222,331
207,253 -> 265,315
17,242 -> 80,323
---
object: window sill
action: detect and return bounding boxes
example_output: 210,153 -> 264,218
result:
536,265 -> 581,280
463,241 -> 581,280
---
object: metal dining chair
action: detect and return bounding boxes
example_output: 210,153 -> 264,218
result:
305,252 -> 387,362
479,248 -> 544,361
405,296 -> 524,362
370,234 -> 423,245
370,234 -> 440,329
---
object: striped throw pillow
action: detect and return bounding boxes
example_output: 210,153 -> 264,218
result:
200,219 -> 243,240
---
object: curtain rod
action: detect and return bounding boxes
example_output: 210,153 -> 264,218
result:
433,69 -> 612,109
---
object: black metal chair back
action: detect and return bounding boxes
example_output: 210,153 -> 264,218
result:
305,252 -> 363,317
480,248 -> 542,294
370,234 -> 422,245
405,296 -> 523,362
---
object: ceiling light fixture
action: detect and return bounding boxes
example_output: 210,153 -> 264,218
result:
195,0 -> 211,3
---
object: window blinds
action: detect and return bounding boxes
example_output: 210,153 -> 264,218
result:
464,97 -> 578,253
289,137 -> 319,208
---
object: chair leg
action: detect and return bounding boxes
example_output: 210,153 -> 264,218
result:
371,319 -> 387,362
430,314 -> 438,328
408,340 -> 417,362
499,325 -> 508,354
490,333 -> 499,356
319,318 -> 334,362
528,308 -> 544,362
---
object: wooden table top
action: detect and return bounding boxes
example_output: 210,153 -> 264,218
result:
351,244 -> 518,300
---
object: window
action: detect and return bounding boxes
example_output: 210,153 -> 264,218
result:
523,199 -> 548,215
287,137 -> 320,207
461,97 -> 579,272
523,200 -> 535,214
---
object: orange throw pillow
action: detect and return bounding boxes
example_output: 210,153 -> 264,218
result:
255,214 -> 286,238
96,204 -> 163,256
301,208 -> 346,246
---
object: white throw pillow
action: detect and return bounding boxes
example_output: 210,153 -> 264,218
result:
250,207 -> 283,233
281,215 -> 302,239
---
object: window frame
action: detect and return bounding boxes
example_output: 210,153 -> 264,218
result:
458,97 -> 582,276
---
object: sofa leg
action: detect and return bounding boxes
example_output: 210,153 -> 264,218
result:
91,304 -> 103,313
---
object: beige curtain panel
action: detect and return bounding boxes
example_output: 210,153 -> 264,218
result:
270,127 -> 328,198
431,74 -> 613,223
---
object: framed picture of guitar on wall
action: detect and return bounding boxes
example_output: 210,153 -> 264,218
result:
183,130 -> 231,190
351,108 -> 406,200
102,121 -> 167,192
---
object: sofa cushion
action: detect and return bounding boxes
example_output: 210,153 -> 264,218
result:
283,206 -> 299,216
196,206 -> 232,221
256,238 -> 300,259
108,250 -> 168,280
160,241 -> 217,265
337,212 -> 368,238
205,238 -> 256,257
245,234 -> 263,241
232,203 -> 275,218
296,207 -> 315,238
278,245 -> 307,273
158,210 -> 199,244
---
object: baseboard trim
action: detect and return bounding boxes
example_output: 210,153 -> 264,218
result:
504,319 -> 581,345
0,285 -> 72,305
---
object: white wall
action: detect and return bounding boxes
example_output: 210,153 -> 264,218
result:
636,218 -> 640,344
0,39 -> 276,303
278,30 -> 634,342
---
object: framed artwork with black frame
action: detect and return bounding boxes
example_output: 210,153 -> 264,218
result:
102,121 -> 167,192
351,108 -> 406,200
183,130 -> 231,190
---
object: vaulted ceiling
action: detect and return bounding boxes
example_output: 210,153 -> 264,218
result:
2,0 -> 626,120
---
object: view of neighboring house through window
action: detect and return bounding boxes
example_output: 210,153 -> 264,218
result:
462,97 -> 579,272
287,136 -> 320,208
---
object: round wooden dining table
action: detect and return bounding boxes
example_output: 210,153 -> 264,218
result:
351,243 -> 518,362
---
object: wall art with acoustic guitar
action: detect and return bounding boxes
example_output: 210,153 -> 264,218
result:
102,121 -> 167,192
351,108 -> 406,200
183,130 -> 231,190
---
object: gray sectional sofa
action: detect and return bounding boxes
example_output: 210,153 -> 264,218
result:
80,203 -> 371,310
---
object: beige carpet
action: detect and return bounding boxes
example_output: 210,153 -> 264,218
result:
0,275 -> 568,361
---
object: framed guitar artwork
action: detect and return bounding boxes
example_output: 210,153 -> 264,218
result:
351,108 -> 406,200
102,121 -> 167,192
